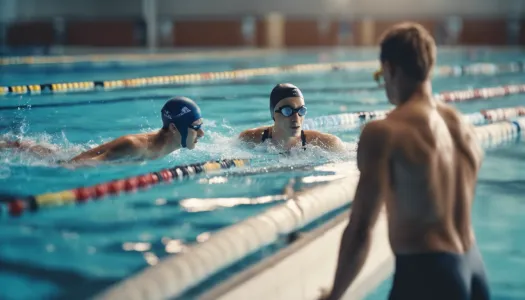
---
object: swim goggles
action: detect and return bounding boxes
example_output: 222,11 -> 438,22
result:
373,68 -> 383,83
274,105 -> 307,117
189,123 -> 202,131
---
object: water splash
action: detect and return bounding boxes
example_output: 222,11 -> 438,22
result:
0,131 -> 89,167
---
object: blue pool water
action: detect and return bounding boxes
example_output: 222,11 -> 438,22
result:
0,48 -> 524,300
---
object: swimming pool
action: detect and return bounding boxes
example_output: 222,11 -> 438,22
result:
0,47 -> 524,300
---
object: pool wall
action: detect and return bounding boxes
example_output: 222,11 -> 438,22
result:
2,0 -> 523,51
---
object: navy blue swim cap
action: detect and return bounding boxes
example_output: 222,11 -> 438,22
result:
270,83 -> 304,120
161,97 -> 202,148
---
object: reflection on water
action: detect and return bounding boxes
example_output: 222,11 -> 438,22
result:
180,195 -> 288,212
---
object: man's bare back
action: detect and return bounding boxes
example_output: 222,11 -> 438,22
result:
381,97 -> 483,254
322,23 -> 489,300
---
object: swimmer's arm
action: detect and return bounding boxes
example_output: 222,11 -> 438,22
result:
69,137 -> 141,163
324,122 -> 388,300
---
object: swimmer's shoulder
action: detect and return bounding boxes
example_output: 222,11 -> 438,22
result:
303,130 -> 345,152
86,135 -> 144,159
303,130 -> 340,143
238,126 -> 268,144
108,134 -> 144,149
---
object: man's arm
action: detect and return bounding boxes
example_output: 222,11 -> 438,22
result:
323,121 -> 390,300
69,137 -> 140,163
465,121 -> 484,170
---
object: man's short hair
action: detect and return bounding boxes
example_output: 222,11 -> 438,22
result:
379,22 -> 436,82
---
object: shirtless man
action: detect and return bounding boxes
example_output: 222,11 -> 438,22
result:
0,96 -> 205,166
321,23 -> 489,300
238,83 -> 346,153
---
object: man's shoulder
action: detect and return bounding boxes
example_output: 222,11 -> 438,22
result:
361,119 -> 393,138
358,120 -> 396,151
114,134 -> 145,148
356,120 -> 394,170
436,101 -> 463,121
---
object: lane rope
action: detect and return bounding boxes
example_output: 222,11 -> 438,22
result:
1,60 -> 523,96
303,106 -> 525,130
2,61 -> 376,96
0,158 -> 248,218
0,49 -> 279,66
1,82 -> 524,113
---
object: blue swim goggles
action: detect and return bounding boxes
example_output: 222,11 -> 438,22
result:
274,105 -> 307,117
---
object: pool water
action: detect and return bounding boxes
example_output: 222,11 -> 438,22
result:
0,48 -> 524,300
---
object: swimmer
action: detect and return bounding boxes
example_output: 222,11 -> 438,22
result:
238,83 -> 345,153
320,23 -> 489,300
0,97 -> 205,166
